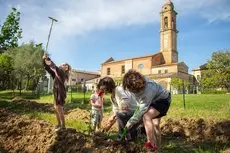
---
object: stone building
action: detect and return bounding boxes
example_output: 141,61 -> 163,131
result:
68,69 -> 100,86
192,64 -> 208,93
100,0 -> 194,93
44,69 -> 100,93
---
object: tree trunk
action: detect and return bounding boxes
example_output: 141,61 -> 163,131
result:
19,77 -> 22,96
25,77 -> 30,90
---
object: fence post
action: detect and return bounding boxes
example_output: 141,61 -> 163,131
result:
182,80 -> 186,109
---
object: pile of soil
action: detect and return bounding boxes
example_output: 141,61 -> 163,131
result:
66,108 -> 90,121
161,118 -> 230,143
0,108 -> 88,153
1,99 -> 230,152
11,98 -> 53,113
0,108 -> 146,153
0,108 -> 55,152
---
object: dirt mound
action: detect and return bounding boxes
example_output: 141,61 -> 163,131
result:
0,108 -> 147,153
161,118 -> 230,143
1,99 -> 230,152
66,108 -> 230,143
11,98 -> 53,113
84,132 -> 146,153
66,108 -> 90,120
48,129 -> 86,153
0,108 -> 87,153
0,108 -> 55,152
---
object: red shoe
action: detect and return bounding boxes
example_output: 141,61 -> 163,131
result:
144,141 -> 154,149
144,141 -> 159,152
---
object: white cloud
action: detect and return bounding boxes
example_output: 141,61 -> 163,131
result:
1,0 -> 229,44
175,0 -> 230,23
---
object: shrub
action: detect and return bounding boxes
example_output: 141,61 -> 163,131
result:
201,90 -> 227,94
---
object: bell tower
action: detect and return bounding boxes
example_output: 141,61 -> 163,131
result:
160,0 -> 178,64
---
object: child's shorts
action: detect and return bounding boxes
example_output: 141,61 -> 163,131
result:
91,110 -> 103,126
150,93 -> 171,118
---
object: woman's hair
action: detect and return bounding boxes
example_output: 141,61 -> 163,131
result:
97,77 -> 116,93
122,69 -> 146,93
60,63 -> 71,81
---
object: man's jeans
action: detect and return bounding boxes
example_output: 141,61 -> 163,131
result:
116,111 -> 141,139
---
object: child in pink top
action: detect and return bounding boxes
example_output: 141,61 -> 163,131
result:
90,87 -> 105,132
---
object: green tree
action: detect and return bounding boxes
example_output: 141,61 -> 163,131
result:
0,54 -> 13,90
171,78 -> 190,93
0,7 -> 22,51
171,78 -> 183,92
200,51 -> 230,91
7,42 -> 45,94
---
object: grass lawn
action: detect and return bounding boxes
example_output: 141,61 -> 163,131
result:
165,94 -> 230,121
1,90 -> 230,121
44,91 -> 230,121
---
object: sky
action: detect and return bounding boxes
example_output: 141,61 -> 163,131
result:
0,0 -> 230,73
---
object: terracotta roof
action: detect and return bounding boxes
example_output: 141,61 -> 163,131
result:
103,57 -> 114,64
102,52 -> 159,65
152,53 -> 165,66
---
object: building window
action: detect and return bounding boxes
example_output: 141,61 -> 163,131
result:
107,68 -> 111,75
172,17 -> 176,29
164,17 -> 168,30
138,63 -> 144,72
165,69 -> 168,73
121,65 -> 125,74
138,63 -> 144,69
158,70 -> 161,74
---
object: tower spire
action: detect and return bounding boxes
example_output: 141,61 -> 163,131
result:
160,0 -> 178,63
165,0 -> 172,4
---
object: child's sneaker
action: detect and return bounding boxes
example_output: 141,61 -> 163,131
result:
144,141 -> 155,152
54,125 -> 61,131
55,125 -> 66,131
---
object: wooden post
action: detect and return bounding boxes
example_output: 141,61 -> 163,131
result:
182,80 -> 186,109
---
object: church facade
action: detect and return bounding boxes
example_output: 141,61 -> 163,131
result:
100,1 -> 194,93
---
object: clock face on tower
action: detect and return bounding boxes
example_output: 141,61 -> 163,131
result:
163,34 -> 168,50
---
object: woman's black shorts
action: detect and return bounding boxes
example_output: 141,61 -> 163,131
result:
150,93 -> 171,118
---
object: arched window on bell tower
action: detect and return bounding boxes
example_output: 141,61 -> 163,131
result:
172,17 -> 176,30
164,16 -> 168,30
